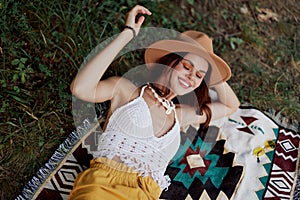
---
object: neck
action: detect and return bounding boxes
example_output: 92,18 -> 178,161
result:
150,82 -> 177,101
165,92 -> 176,101
147,83 -> 176,115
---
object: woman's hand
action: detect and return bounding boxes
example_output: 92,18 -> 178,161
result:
125,5 -> 152,36
70,5 -> 151,102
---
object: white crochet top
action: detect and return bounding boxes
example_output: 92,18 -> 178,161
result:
92,85 -> 181,190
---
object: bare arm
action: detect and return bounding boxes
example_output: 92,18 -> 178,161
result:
208,82 -> 240,120
70,5 -> 151,102
179,82 -> 240,126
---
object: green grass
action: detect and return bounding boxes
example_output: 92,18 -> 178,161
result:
0,0 -> 299,199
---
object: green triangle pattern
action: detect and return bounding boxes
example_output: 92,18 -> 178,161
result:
255,127 -> 279,199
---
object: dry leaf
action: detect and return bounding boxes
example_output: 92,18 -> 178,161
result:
291,56 -> 300,73
257,8 -> 279,23
240,4 -> 249,15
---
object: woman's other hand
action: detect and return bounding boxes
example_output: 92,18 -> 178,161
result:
125,5 -> 152,36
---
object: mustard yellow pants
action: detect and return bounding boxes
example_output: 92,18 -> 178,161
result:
69,158 -> 161,200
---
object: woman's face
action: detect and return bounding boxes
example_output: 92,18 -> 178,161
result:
169,53 -> 210,96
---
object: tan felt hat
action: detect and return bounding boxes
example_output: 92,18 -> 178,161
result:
144,31 -> 231,86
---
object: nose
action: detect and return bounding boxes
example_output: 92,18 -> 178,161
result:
186,69 -> 196,80
185,72 -> 195,86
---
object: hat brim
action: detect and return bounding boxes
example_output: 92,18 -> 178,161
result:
144,40 -> 231,86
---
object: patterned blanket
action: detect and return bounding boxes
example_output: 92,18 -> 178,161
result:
16,106 -> 300,200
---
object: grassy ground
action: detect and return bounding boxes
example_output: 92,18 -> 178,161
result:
0,0 -> 299,199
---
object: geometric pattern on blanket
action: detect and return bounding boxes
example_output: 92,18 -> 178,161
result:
263,128 -> 300,199
37,147 -> 92,200
16,106 -> 300,200
160,125 -> 244,200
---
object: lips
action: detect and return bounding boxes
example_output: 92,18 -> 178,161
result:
178,77 -> 192,89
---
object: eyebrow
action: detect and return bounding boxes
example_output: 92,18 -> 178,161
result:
183,58 -> 207,73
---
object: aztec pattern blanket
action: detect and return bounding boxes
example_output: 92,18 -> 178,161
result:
16,106 -> 300,200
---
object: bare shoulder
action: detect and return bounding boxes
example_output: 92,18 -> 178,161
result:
109,76 -> 137,96
93,76 -> 137,104
105,76 -> 139,111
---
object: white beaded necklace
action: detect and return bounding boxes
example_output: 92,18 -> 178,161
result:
147,83 -> 175,115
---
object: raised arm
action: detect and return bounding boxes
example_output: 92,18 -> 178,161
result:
70,5 -> 151,102
179,82 -> 240,127
208,82 -> 240,120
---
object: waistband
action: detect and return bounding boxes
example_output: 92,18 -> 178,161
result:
70,157 -> 161,200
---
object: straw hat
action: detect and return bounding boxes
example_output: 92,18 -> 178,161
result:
144,31 -> 231,86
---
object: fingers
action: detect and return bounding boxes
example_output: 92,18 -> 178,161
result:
132,5 -> 152,16
137,15 -> 145,25
125,5 -> 151,28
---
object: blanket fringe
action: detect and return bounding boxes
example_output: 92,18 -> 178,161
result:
264,108 -> 299,133
240,103 -> 299,133
15,119 -> 96,200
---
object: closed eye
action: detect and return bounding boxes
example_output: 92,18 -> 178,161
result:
183,63 -> 192,71
181,61 -> 193,70
196,71 -> 204,79
181,59 -> 206,79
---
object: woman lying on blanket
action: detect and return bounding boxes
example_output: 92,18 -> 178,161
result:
69,5 -> 240,200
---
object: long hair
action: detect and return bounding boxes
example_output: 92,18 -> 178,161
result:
149,52 -> 212,130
